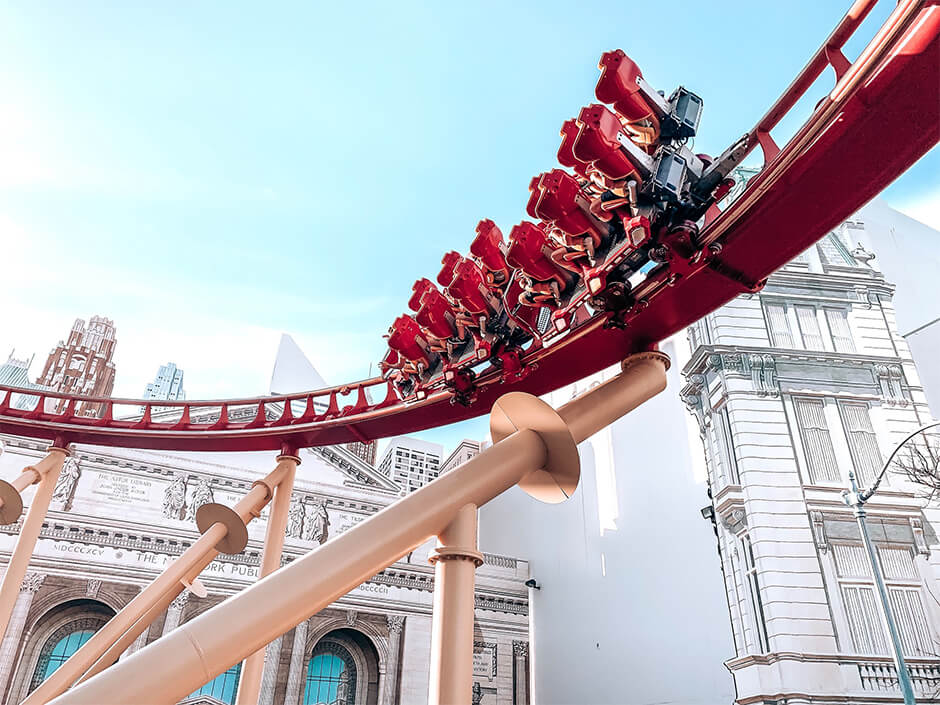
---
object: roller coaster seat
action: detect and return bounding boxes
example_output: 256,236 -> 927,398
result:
470,219 -> 510,286
414,286 -> 458,340
408,278 -> 436,312
446,257 -> 493,316
530,169 -> 605,247
573,105 -> 643,181
437,251 -> 463,288
596,49 -> 655,123
387,315 -> 433,367
557,119 -> 591,177
507,222 -> 574,292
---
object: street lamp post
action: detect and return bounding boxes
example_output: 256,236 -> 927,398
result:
842,471 -> 915,704
840,420 -> 940,705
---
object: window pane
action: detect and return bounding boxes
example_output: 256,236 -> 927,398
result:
833,544 -> 871,578
191,663 -> 241,704
795,306 -> 825,350
843,585 -> 888,655
794,398 -> 840,483
889,587 -> 933,657
841,403 -> 881,486
41,630 -> 95,681
879,547 -> 918,580
826,309 -> 855,353
766,303 -> 794,348
304,645 -> 357,705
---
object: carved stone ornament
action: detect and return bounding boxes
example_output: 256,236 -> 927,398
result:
811,510 -> 828,553
512,640 -> 529,659
851,241 -> 876,267
911,517 -> 930,557
163,475 -> 187,520
286,498 -> 305,538
387,614 -> 405,635
170,591 -> 190,612
345,610 -> 357,627
51,457 -> 81,511
720,507 -> 747,534
302,498 -> 330,544
21,572 -> 46,594
186,478 -> 214,523
745,354 -> 778,396
86,578 -> 103,598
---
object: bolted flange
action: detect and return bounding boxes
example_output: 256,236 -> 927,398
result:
0,479 -> 24,525
490,392 -> 581,504
195,503 -> 250,554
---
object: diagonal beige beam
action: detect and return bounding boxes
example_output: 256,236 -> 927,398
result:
50,351 -> 669,705
24,452 -> 301,705
0,444 -> 70,641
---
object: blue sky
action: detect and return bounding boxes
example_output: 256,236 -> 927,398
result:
0,2 -> 936,452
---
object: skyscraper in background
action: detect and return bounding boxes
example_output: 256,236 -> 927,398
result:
142,362 -> 186,402
377,436 -> 443,492
37,316 -> 116,417
344,441 -> 377,466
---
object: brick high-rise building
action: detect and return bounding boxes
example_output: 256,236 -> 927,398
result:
344,440 -> 377,466
37,316 -> 117,417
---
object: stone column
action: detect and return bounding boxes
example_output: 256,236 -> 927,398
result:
0,572 -> 44,698
512,641 -> 528,705
382,615 -> 405,705
258,636 -> 283,705
120,627 -> 150,661
161,591 -> 190,636
283,620 -> 308,705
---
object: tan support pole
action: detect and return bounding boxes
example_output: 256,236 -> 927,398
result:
49,351 -> 669,705
428,503 -> 483,705
0,446 -> 69,641
235,453 -> 299,705
25,456 -> 297,705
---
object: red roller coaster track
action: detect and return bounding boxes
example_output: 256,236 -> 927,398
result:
1,0 -> 938,452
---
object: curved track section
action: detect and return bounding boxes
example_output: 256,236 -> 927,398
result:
1,0 -> 937,451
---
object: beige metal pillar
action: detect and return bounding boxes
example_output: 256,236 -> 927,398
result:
49,351 -> 669,705
0,447 -> 68,642
236,453 -> 299,705
428,503 -> 482,705
24,455 -> 297,705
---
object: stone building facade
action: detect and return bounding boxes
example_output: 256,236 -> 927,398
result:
682,220 -> 940,702
0,436 -> 530,705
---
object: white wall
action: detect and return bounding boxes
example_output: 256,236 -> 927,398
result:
479,340 -> 735,705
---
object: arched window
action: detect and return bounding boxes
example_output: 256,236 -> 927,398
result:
31,618 -> 106,690
189,663 -> 241,704
304,642 -> 357,705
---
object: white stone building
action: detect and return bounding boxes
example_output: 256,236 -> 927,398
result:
681,222 -> 940,703
0,437 -> 530,705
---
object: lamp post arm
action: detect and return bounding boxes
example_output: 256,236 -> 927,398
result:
860,420 -> 940,502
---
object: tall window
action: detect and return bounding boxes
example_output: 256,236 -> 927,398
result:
794,398 -> 840,483
304,643 -> 357,705
832,544 -> 933,657
37,630 -> 95,683
765,303 -> 794,348
741,535 -> 770,653
709,407 -> 739,486
825,309 -> 856,353
190,663 -> 241,704
795,306 -> 824,350
840,402 -> 882,486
